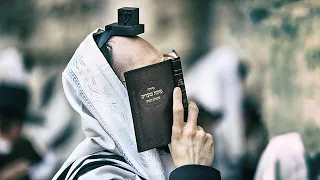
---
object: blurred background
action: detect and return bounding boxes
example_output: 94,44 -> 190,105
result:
0,0 -> 319,179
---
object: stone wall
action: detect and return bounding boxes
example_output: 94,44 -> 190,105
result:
213,0 -> 320,154
1,0 -> 319,154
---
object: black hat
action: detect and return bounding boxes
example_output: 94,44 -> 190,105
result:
0,48 -> 29,119
0,83 -> 29,119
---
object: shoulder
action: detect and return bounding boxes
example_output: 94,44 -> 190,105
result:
57,151 -> 144,180
78,165 -> 142,180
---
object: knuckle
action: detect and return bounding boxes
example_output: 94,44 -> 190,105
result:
209,140 -> 214,147
207,133 -> 213,140
173,106 -> 184,115
206,133 -> 214,144
172,132 -> 181,138
197,131 -> 206,139
188,103 -> 199,113
172,127 -> 182,137
185,129 -> 196,138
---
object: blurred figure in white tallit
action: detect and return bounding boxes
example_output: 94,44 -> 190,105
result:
25,66 -> 84,165
185,46 -> 245,180
254,133 -> 308,180
0,47 -> 57,180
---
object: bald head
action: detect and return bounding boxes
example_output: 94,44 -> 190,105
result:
105,36 -> 161,83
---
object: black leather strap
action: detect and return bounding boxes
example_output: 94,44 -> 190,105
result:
93,30 -> 113,65
97,30 -> 112,49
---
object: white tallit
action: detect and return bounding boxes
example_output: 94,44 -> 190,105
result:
0,47 -> 27,85
254,133 -> 308,180
185,46 -> 245,179
185,46 -> 244,160
53,29 -> 174,180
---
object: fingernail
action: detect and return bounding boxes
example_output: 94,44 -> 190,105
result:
174,87 -> 181,93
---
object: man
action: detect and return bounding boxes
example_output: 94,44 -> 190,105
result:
0,47 -> 58,180
53,29 -> 221,179
0,94 -> 39,180
241,94 -> 269,180
0,48 -> 41,179
185,46 -> 245,180
254,133 -> 309,180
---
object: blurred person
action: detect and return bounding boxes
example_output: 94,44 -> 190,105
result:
238,60 -> 250,87
196,104 -> 223,133
26,67 -> 84,165
253,132 -> 320,180
193,93 -> 269,180
237,59 -> 269,179
0,48 -> 57,180
186,50 -> 271,180
240,87 -> 318,180
241,94 -> 269,180
53,28 -> 221,179
308,152 -> 320,180
185,46 -> 245,180
254,133 -> 309,180
0,0 -> 84,172
0,47 -> 40,179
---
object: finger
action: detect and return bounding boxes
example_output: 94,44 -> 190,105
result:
204,133 -> 214,148
186,101 -> 199,128
205,133 -> 215,160
195,126 -> 206,145
195,128 -> 206,141
173,87 -> 184,129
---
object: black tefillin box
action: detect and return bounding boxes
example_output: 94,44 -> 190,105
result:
118,7 -> 139,26
106,7 -> 144,36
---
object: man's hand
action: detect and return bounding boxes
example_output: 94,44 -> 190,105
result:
169,87 -> 214,168
0,159 -> 30,180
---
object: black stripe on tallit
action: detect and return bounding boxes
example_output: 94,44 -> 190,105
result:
67,154 -> 126,180
57,151 -> 145,180
57,153 -> 125,180
73,160 -> 146,180
73,160 -> 116,179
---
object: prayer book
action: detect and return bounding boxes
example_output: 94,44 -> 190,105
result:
124,50 -> 188,152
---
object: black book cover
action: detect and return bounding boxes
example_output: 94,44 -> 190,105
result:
124,52 -> 188,152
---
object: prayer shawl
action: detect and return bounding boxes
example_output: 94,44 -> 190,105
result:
53,29 -> 174,180
254,133 -> 308,180
0,47 -> 27,85
185,46 -> 245,180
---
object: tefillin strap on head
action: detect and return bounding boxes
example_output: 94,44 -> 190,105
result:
96,7 -> 145,50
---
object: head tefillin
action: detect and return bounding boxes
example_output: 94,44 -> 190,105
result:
95,7 -> 145,52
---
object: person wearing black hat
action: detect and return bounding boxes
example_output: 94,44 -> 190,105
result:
0,48 -> 42,180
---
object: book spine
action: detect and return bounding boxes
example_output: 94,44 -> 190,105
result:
170,58 -> 188,121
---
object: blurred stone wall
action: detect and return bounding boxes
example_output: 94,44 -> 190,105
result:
13,0 -> 214,67
213,0 -> 320,154
0,0 -> 319,154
